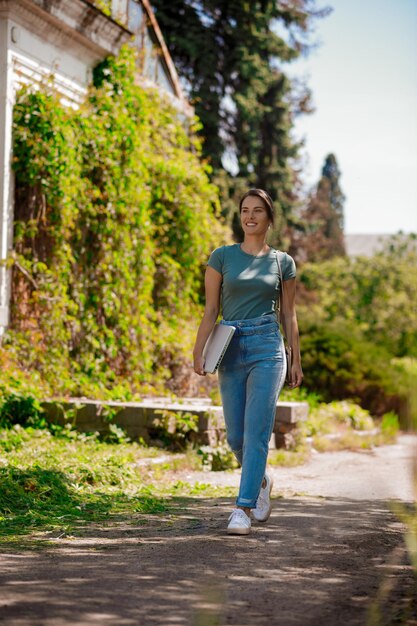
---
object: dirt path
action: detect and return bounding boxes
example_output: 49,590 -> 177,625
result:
1,436 -> 416,626
177,434 -> 417,502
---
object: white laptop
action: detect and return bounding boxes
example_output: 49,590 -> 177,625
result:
203,324 -> 236,374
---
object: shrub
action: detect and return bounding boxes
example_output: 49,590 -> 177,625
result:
380,411 -> 400,441
298,236 -> 417,358
304,400 -> 375,437
0,393 -> 46,429
299,316 -> 408,419
149,410 -> 199,451
197,442 -> 238,472
390,358 -> 417,430
296,238 -> 417,422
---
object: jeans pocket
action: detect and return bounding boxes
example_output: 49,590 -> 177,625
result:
247,331 -> 281,361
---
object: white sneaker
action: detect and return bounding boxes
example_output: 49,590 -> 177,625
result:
252,473 -> 273,522
227,508 -> 251,535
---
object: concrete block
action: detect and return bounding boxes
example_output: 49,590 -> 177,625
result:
41,398 -> 308,449
275,401 -> 309,424
275,432 -> 297,450
275,424 -> 297,438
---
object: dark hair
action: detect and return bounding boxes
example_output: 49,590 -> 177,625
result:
239,189 -> 275,226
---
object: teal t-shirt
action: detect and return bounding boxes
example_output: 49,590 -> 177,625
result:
207,244 -> 296,321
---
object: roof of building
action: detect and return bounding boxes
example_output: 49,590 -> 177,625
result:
344,233 -> 417,257
344,234 -> 393,257
140,0 -> 187,104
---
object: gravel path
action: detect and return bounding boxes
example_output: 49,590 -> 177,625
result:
177,434 -> 417,502
1,435 -> 416,626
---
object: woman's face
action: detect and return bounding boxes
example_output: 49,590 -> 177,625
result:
240,196 -> 271,237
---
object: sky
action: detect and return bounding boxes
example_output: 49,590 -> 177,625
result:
287,0 -> 417,234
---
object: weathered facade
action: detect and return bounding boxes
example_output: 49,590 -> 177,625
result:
0,0 -> 190,337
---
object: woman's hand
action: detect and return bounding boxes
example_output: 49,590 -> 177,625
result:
193,354 -> 206,377
288,361 -> 303,389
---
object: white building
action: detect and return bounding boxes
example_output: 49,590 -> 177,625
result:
0,0 -> 190,337
344,233 -> 417,257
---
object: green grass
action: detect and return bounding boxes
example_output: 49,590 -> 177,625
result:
268,445 -> 311,467
0,426 -> 234,542
0,427 -> 159,539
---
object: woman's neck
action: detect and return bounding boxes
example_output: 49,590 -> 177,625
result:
240,237 -> 270,257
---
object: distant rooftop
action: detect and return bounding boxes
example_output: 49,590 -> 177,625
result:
345,234 -> 394,257
345,233 -> 417,257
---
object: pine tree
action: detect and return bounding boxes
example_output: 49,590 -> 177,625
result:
322,153 -> 345,233
291,153 -> 346,262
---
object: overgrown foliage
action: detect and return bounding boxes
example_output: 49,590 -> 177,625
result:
198,441 -> 238,472
297,235 -> 417,421
149,409 -> 199,450
7,46 -> 228,397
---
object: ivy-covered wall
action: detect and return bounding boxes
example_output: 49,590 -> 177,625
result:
6,46 -> 228,398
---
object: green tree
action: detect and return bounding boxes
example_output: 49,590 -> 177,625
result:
151,0 -> 329,244
292,153 -> 346,262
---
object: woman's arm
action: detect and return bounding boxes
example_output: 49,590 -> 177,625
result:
281,277 -> 303,388
193,266 -> 223,376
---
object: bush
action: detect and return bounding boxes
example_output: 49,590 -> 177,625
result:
197,442 -> 238,471
298,236 -> 417,358
0,393 -> 46,429
299,316 -> 408,419
296,237 -> 417,422
380,411 -> 400,441
390,358 -> 417,430
304,400 -> 375,438
149,410 -> 199,451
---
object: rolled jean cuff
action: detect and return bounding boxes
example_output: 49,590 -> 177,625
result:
236,496 -> 257,508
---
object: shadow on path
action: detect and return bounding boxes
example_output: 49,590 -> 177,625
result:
0,496 -> 416,626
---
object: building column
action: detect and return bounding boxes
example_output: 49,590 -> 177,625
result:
0,17 -> 14,338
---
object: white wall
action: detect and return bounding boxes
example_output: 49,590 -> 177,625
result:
0,4 -> 113,336
0,17 -> 13,330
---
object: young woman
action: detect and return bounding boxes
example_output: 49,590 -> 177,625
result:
193,188 -> 303,535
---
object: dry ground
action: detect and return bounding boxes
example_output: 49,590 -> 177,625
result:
1,435 -> 416,626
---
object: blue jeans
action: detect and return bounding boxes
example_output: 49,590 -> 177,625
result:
218,313 -> 286,508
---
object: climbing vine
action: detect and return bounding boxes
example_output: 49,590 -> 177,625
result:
7,46 -> 227,397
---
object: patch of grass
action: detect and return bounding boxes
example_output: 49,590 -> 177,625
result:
299,401 -> 400,454
0,426 -> 237,542
169,480 -> 236,498
268,444 -> 311,467
312,432 -> 375,452
0,426 -> 176,540
391,500 -> 417,577
0,466 -> 165,538
311,415 -> 400,452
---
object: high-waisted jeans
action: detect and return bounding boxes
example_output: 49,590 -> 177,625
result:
218,312 -> 287,508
